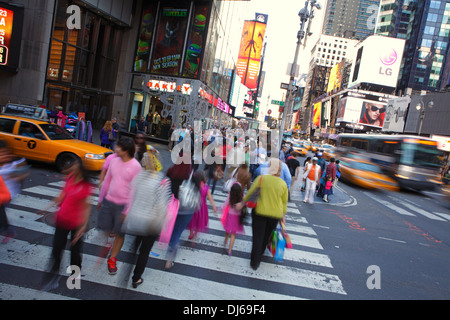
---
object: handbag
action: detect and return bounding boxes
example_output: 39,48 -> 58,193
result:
122,171 -> 171,236
108,130 -> 116,142
245,176 -> 262,209
179,171 -> 201,211
223,168 -> 239,193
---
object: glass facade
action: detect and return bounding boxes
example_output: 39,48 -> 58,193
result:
45,0 -> 124,129
397,0 -> 450,93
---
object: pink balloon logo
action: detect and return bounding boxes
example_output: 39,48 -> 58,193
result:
380,49 -> 398,66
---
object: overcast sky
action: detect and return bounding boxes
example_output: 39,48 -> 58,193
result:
246,0 -> 328,118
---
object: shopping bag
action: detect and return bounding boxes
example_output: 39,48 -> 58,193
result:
267,230 -> 277,257
158,195 -> 179,244
274,229 -> 286,262
280,221 -> 293,249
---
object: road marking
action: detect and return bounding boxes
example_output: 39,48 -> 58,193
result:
388,196 -> 447,222
433,212 -> 450,221
364,192 -> 416,216
378,237 -> 406,244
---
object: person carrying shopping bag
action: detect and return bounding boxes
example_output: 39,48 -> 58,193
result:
238,158 -> 288,270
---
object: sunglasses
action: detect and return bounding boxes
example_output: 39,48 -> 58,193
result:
370,105 -> 386,113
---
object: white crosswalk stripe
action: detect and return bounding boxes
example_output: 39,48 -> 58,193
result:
0,182 -> 347,299
364,192 -> 450,222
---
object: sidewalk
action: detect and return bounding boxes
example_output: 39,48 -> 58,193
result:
290,176 -> 353,205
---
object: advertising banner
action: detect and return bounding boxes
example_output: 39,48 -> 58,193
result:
182,3 -> 209,78
134,3 -> 157,72
382,96 -> 410,133
327,61 -> 344,94
337,94 -> 388,129
236,19 -> 267,89
348,35 -> 405,90
312,101 -> 322,128
150,6 -> 190,76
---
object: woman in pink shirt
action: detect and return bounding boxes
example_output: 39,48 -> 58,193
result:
97,137 -> 142,275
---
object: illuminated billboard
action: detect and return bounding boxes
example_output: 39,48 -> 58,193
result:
327,61 -> 344,94
348,35 -> 405,90
336,92 -> 390,129
382,96 -> 410,133
312,101 -> 322,128
0,2 -> 24,72
236,19 -> 267,90
150,6 -> 190,76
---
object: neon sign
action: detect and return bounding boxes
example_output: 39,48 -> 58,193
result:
0,6 -> 13,66
0,3 -> 23,72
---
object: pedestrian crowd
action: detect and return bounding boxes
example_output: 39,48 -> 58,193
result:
0,128 -> 339,291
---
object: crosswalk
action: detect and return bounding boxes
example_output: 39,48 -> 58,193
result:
0,180 -> 347,300
364,192 -> 450,222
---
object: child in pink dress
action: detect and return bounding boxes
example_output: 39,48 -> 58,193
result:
222,183 -> 245,255
188,171 -> 217,240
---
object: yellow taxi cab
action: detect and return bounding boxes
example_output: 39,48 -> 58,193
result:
311,143 -> 320,153
303,140 -> 312,151
0,104 -> 112,171
291,142 -> 308,156
322,145 -> 336,161
339,158 -> 400,192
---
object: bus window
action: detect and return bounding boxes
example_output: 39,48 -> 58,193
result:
401,143 -> 442,168
351,139 -> 368,151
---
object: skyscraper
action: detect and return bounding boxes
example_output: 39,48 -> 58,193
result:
323,0 -> 381,40
390,0 -> 450,94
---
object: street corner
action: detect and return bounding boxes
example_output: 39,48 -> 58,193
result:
290,178 -> 356,207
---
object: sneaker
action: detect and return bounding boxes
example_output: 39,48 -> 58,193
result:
107,257 -> 118,275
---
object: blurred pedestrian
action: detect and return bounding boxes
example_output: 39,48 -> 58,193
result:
222,183 -> 245,256
0,140 -> 29,243
165,164 -> 201,271
303,157 -> 321,204
43,158 -> 93,290
100,121 -> 116,149
97,137 -> 142,275
0,175 -> 11,244
323,176 -> 333,203
286,151 -> 300,190
188,171 -> 217,241
301,157 -> 311,192
242,158 -> 288,270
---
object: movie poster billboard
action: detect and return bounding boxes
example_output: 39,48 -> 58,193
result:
182,3 -> 209,78
150,6 -> 190,76
236,19 -> 267,90
134,3 -> 157,72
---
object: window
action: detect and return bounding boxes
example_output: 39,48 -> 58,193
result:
0,118 -> 16,134
18,122 -> 46,140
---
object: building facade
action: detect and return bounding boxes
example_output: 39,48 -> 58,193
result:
0,0 -> 250,141
391,0 -> 450,94
323,0 -> 381,40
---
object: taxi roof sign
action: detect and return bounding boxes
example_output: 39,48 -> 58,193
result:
2,103 -> 48,120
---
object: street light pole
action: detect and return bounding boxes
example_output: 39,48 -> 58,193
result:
278,0 -> 320,148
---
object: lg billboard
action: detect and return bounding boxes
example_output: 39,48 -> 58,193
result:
348,36 -> 405,91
